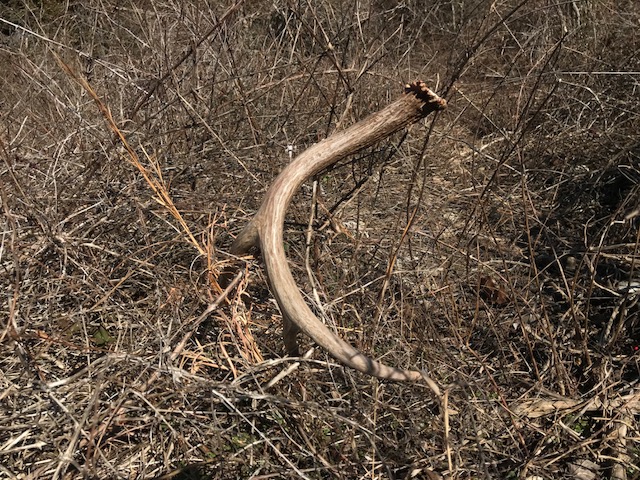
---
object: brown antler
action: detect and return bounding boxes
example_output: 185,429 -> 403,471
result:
230,81 -> 446,381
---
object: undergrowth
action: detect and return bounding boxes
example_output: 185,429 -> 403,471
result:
1,1 -> 638,478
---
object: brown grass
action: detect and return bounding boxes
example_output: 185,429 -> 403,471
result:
1,1 -> 639,479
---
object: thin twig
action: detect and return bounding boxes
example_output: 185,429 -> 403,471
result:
141,271 -> 244,391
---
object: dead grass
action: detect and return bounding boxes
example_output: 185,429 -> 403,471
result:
1,1 -> 639,479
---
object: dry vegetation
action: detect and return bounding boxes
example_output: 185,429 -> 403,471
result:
1,0 -> 639,478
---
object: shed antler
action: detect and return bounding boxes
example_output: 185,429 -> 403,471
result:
230,81 -> 446,381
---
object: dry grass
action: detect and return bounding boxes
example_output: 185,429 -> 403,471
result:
1,1 -> 639,478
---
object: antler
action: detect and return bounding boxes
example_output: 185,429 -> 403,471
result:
230,81 -> 446,381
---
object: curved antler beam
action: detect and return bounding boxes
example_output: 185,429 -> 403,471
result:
230,81 -> 446,381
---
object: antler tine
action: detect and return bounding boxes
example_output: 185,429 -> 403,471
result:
230,82 -> 446,381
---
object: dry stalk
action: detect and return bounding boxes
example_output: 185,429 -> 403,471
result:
54,53 -> 209,261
